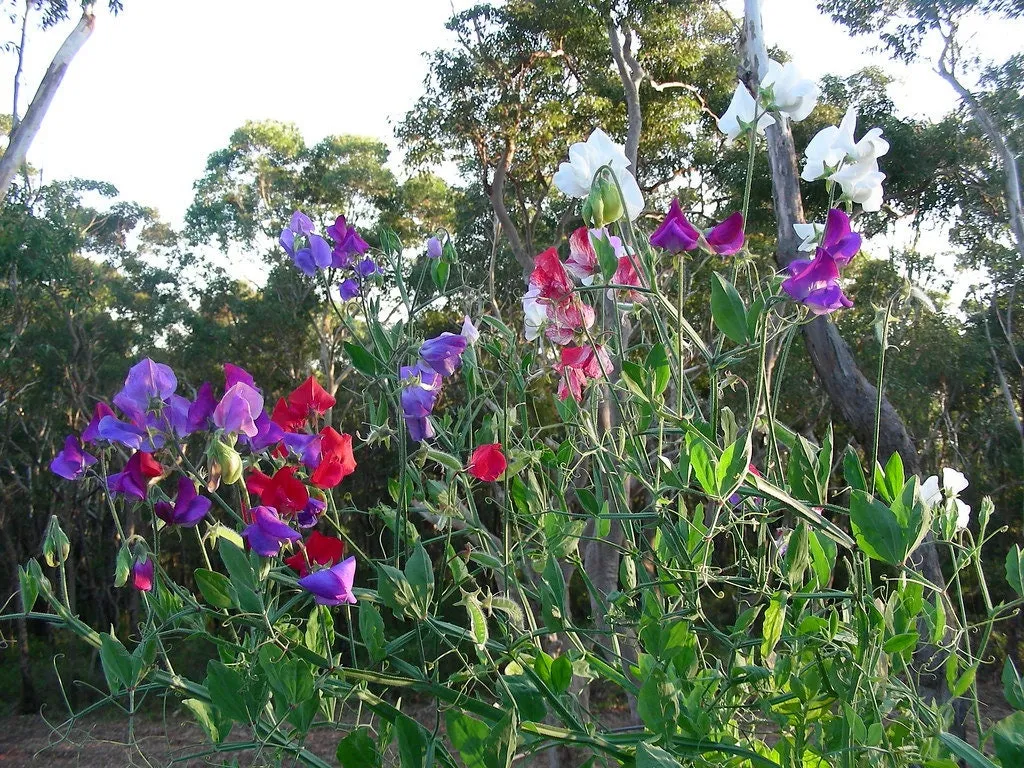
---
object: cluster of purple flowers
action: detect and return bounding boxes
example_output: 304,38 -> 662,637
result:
649,200 -> 745,256
781,208 -> 860,315
279,210 -> 377,300
399,331 -> 473,442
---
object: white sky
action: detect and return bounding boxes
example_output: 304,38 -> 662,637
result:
1,0 -> 1020,302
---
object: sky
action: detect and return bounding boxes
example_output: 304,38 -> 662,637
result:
1,0 -> 1020,300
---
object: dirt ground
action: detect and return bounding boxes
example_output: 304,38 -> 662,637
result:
0,676 -> 1013,767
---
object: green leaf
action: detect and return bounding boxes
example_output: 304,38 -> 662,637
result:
218,538 -> 255,591
636,742 -> 684,768
17,565 -> 38,613
359,599 -> 387,663
345,341 -> 379,376
405,542 -> 435,619
183,698 -> 232,744
396,714 -> 426,768
1007,546 -> 1024,597
686,433 -> 717,497
938,732 -> 998,768
205,660 -> 266,724
710,273 -> 749,344
461,591 -> 489,650
717,435 -> 751,500
113,543 -> 133,588
431,257 -> 450,293
784,523 -> 810,587
592,229 -> 618,281
99,632 -> 135,694
884,451 -> 906,499
994,712 -> 1024,766
377,226 -> 403,257
843,445 -> 867,493
646,343 -> 671,397
446,710 -> 489,768
550,654 -> 572,695
761,592 -> 787,659
883,632 -> 918,654
336,726 -> 381,768
1003,658 -> 1024,711
850,490 -> 912,565
194,568 -> 235,609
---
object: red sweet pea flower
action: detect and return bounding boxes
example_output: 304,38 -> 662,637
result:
247,466 -> 308,516
554,345 -> 613,402
530,247 -> 574,302
271,397 -> 306,432
288,376 -> 336,418
310,427 -> 356,489
284,530 -> 345,576
467,443 -> 507,482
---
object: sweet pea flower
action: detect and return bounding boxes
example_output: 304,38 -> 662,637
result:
461,316 -> 480,345
718,82 -> 775,145
290,211 -> 313,236
298,555 -> 357,606
131,557 -> 154,592
831,159 -> 886,212
705,212 -> 746,255
242,505 -> 301,557
310,427 -> 356,489
426,236 -> 443,259
356,257 -> 379,277
467,443 -> 507,482
564,228 -> 599,284
400,363 -> 442,442
82,402 -> 116,443
419,332 -> 468,377
793,222 -> 826,252
802,107 -> 888,211
285,530 -> 345,576
530,247 -> 575,303
611,253 -> 647,303
289,376 -> 336,418
761,59 -> 820,122
154,476 -> 211,527
108,451 -> 164,500
552,128 -> 644,221
297,496 -> 327,528
50,435 -> 97,480
921,468 -> 971,530
339,278 -> 360,301
326,215 -> 369,267
249,466 -> 309,516
186,382 -> 216,433
281,432 -> 322,467
113,358 -> 177,421
522,286 -> 548,342
545,295 -> 595,345
213,382 -> 264,438
819,208 -> 862,266
781,249 -> 853,315
554,344 -> 614,402
650,200 -> 701,253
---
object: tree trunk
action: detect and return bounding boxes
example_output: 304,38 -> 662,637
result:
0,9 -> 95,200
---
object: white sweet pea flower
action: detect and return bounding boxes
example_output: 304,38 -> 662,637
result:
793,222 -> 825,252
921,467 -> 971,530
552,128 -> 645,221
461,315 -> 480,345
833,107 -> 889,164
831,159 -> 886,212
802,124 -> 847,182
761,59 -> 819,122
522,286 -> 547,342
718,82 -> 776,146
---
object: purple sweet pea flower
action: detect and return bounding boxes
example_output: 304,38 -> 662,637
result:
82,402 -> 116,444
821,208 -> 861,266
242,505 -> 301,557
131,558 -> 154,592
224,363 -> 256,391
705,211 -> 745,255
290,211 -> 314,236
426,236 -> 443,259
282,432 -> 322,468
297,496 -> 326,528
292,247 -> 318,276
400,363 -> 442,442
187,382 -> 216,433
419,332 -> 468,377
155,476 -> 211,527
356,257 -> 379,277
98,415 -> 147,449
649,199 -> 701,253
158,394 -> 192,437
297,555 -> 357,606
279,227 -> 295,257
246,411 -> 285,452
406,415 -> 436,442
213,382 -> 264,438
113,358 -> 177,421
109,452 -> 163,501
327,216 -> 370,267
339,278 -> 360,301
309,233 -> 333,270
50,435 -> 97,480
781,248 -> 853,315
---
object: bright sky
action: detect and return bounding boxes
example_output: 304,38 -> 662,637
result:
1,0 -> 1020,301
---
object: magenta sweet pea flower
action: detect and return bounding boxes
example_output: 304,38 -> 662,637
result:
327,215 -> 370,267
297,496 -> 326,528
297,555 -> 357,606
224,363 -> 256,391
245,411 -> 285,452
50,435 -> 97,480
821,208 -> 861,266
187,382 -> 216,433
109,451 -> 164,500
242,505 -> 301,557
781,248 -> 853,315
419,332 -> 468,377
131,557 -> 154,592
650,199 -> 702,253
155,476 -> 211,527
213,382 -> 264,438
705,211 -> 745,255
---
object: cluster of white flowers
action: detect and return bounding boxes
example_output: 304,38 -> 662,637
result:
921,467 -> 971,531
802,106 -> 889,212
718,58 -> 819,144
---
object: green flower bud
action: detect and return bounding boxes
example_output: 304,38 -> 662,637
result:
42,515 -> 70,567
584,176 -> 624,228
208,439 -> 243,490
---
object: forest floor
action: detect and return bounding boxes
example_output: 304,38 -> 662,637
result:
0,676 -> 1013,767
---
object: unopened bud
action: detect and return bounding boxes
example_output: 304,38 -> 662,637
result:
42,515 -> 70,567
583,177 -> 624,228
208,439 -> 243,491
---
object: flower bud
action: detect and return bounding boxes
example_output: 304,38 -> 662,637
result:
583,177 -> 624,228
42,515 -> 71,567
207,439 -> 243,491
